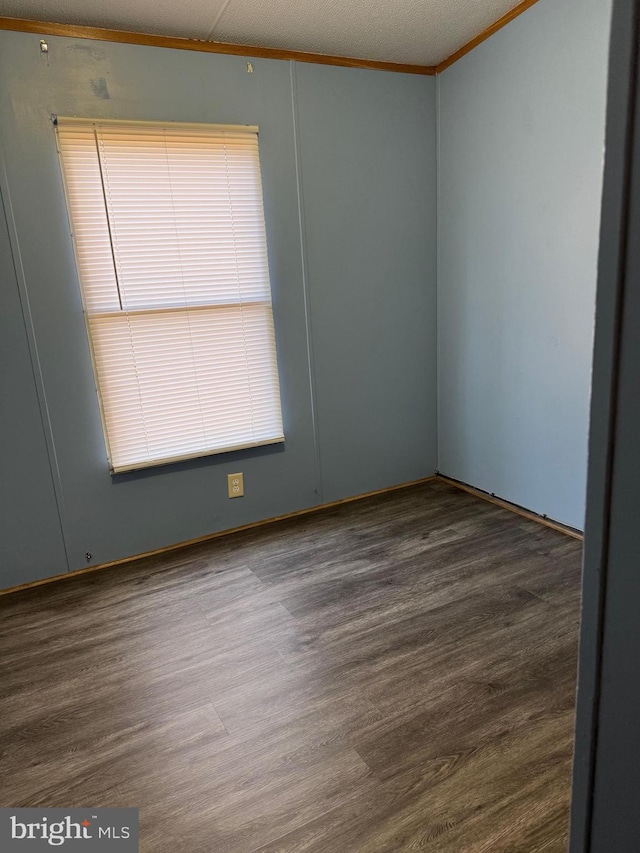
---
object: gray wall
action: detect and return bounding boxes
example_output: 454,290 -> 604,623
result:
0,31 -> 437,585
0,0 -> 613,587
294,64 -> 437,502
437,0 -> 611,530
0,188 -> 68,589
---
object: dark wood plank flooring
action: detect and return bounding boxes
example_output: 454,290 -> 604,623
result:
0,480 -> 582,852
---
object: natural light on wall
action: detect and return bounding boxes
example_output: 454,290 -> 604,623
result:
56,119 -> 284,474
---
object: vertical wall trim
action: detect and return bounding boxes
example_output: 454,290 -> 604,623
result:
0,147 -> 71,573
289,60 -> 324,503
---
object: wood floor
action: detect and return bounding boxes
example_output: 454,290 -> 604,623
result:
0,480 -> 582,852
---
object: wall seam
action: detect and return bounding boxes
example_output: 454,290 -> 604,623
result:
0,144 -> 71,573
290,60 -> 324,504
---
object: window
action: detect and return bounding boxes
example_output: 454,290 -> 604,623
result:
56,119 -> 284,473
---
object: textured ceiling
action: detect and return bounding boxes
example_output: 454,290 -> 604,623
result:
0,0 -> 528,66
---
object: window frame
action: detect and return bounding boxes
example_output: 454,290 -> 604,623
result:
55,117 -> 285,474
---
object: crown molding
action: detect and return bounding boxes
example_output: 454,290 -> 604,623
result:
0,16 -> 437,75
436,0 -> 540,72
0,2 -> 542,76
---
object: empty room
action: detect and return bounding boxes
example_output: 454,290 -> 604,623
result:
0,0 -> 617,850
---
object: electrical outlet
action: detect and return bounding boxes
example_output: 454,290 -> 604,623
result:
228,472 -> 244,498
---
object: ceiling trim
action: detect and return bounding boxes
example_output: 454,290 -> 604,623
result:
436,0 -> 540,72
0,1 -> 541,76
0,16 -> 437,75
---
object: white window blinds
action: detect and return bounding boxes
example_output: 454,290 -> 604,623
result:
56,119 -> 284,473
